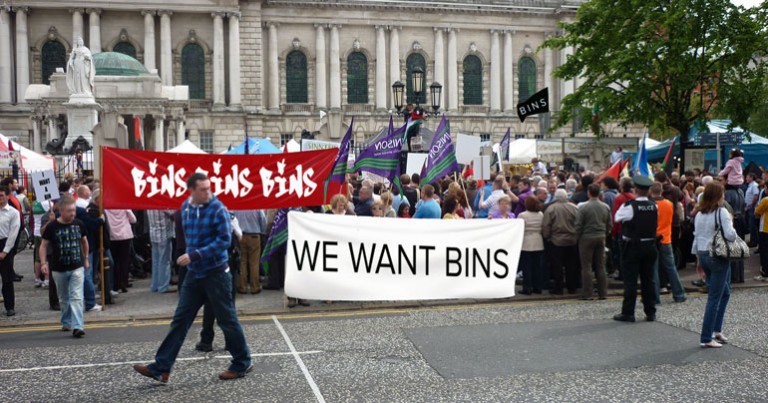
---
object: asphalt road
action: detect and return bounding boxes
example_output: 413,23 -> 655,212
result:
1,288 -> 767,402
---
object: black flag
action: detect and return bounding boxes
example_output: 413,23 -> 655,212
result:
516,88 -> 549,122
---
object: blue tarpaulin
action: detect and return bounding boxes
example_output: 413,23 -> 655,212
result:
226,137 -> 281,155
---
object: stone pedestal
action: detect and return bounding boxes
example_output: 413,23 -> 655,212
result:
64,94 -> 100,151
327,110 -> 342,140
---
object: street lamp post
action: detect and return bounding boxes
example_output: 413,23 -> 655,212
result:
391,66 -> 442,116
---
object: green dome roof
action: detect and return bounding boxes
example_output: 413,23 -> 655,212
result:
94,52 -> 149,76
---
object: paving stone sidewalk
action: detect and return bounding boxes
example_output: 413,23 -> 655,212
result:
2,247 -> 765,327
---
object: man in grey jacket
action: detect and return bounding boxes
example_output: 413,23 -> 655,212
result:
576,184 -> 612,300
542,189 -> 580,294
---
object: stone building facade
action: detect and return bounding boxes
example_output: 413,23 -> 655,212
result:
0,0 -> 641,157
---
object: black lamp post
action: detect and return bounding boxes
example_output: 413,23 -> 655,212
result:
392,80 -> 405,113
429,81 -> 443,114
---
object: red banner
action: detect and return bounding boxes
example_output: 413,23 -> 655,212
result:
101,147 -> 344,210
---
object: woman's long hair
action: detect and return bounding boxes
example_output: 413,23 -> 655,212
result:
698,182 -> 724,214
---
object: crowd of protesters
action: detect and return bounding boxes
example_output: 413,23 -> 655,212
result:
0,145 -> 766,350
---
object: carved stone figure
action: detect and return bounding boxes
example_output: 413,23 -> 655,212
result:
66,37 -> 96,96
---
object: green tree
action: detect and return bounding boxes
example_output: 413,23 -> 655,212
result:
543,0 -> 768,171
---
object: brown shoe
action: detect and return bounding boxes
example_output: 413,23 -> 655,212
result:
250,287 -> 262,295
133,364 -> 169,383
218,364 -> 254,380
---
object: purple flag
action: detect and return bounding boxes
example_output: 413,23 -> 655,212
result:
353,116 -> 405,181
260,208 -> 289,274
500,127 -> 510,162
420,116 -> 460,185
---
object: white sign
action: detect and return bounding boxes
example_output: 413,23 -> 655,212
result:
30,170 -> 60,202
405,153 -> 428,176
285,212 -> 523,301
472,155 -> 492,180
455,133 -> 482,165
301,139 -> 340,151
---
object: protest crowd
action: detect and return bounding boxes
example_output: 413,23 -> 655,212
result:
0,142 -> 765,357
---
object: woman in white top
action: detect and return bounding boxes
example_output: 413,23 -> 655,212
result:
692,183 -> 738,348
517,196 -> 545,294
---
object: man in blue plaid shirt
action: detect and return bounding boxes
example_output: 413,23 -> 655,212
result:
133,173 -> 253,383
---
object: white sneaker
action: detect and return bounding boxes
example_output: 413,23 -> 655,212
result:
87,304 -> 102,312
754,275 -> 768,282
109,290 -> 119,297
660,287 -> 669,294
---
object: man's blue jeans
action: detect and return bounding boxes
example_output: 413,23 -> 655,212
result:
84,253 -> 96,310
148,269 -> 251,375
697,252 -> 731,344
150,239 -> 173,293
653,243 -> 686,302
52,267 -> 85,331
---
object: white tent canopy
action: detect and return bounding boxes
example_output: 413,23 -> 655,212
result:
506,138 -> 538,164
0,133 -> 55,172
168,140 -> 207,154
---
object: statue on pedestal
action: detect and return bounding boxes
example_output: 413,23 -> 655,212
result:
66,37 -> 95,97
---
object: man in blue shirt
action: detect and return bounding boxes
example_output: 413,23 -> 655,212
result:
413,184 -> 441,219
134,173 -> 253,383
353,185 -> 374,216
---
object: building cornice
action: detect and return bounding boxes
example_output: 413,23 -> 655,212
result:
264,0 -> 583,16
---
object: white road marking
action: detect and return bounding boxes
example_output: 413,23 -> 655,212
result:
272,315 -> 326,403
0,350 -> 323,373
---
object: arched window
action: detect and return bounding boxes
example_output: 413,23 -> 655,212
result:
518,57 -> 537,103
286,50 -> 308,103
181,43 -> 205,99
346,52 -> 368,104
113,41 -> 137,60
406,53 -> 426,105
462,55 -> 482,105
41,41 -> 66,85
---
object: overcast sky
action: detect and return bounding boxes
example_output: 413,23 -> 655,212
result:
731,0 -> 763,7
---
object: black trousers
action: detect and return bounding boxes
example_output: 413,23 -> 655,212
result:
621,241 -> 658,317
265,246 -> 286,289
0,239 -> 14,311
549,244 -> 580,293
199,266 -> 238,346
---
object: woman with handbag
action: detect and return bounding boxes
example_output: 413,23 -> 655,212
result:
692,183 -> 741,348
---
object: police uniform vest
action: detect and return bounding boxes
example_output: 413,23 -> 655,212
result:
621,199 -> 658,240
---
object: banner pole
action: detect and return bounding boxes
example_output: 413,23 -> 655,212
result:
98,146 -> 106,311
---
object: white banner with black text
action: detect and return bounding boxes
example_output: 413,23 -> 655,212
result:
285,212 -> 523,301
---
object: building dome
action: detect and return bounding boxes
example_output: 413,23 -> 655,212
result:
94,52 -> 149,76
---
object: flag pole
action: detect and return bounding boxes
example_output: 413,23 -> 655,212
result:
98,146 -> 106,311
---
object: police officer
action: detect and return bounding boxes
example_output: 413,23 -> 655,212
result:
613,176 -> 658,322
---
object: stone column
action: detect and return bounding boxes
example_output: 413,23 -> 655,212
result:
14,7 -> 29,104
490,30 -> 501,112
503,31 -> 514,112
87,8 -> 102,53
228,12 -> 242,107
329,24 -> 341,110
433,27 -> 444,109
141,10 -> 156,71
31,116 -> 42,152
212,12 -> 225,106
315,24 -> 327,109
447,28 -> 458,111
46,115 -> 58,144
0,7 -> 11,103
544,34 -> 554,111
267,22 -> 279,111
176,118 -> 185,146
375,25 -> 387,110
389,26 -> 400,107
71,8 -> 84,44
159,10 -> 173,85
154,116 -> 165,151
